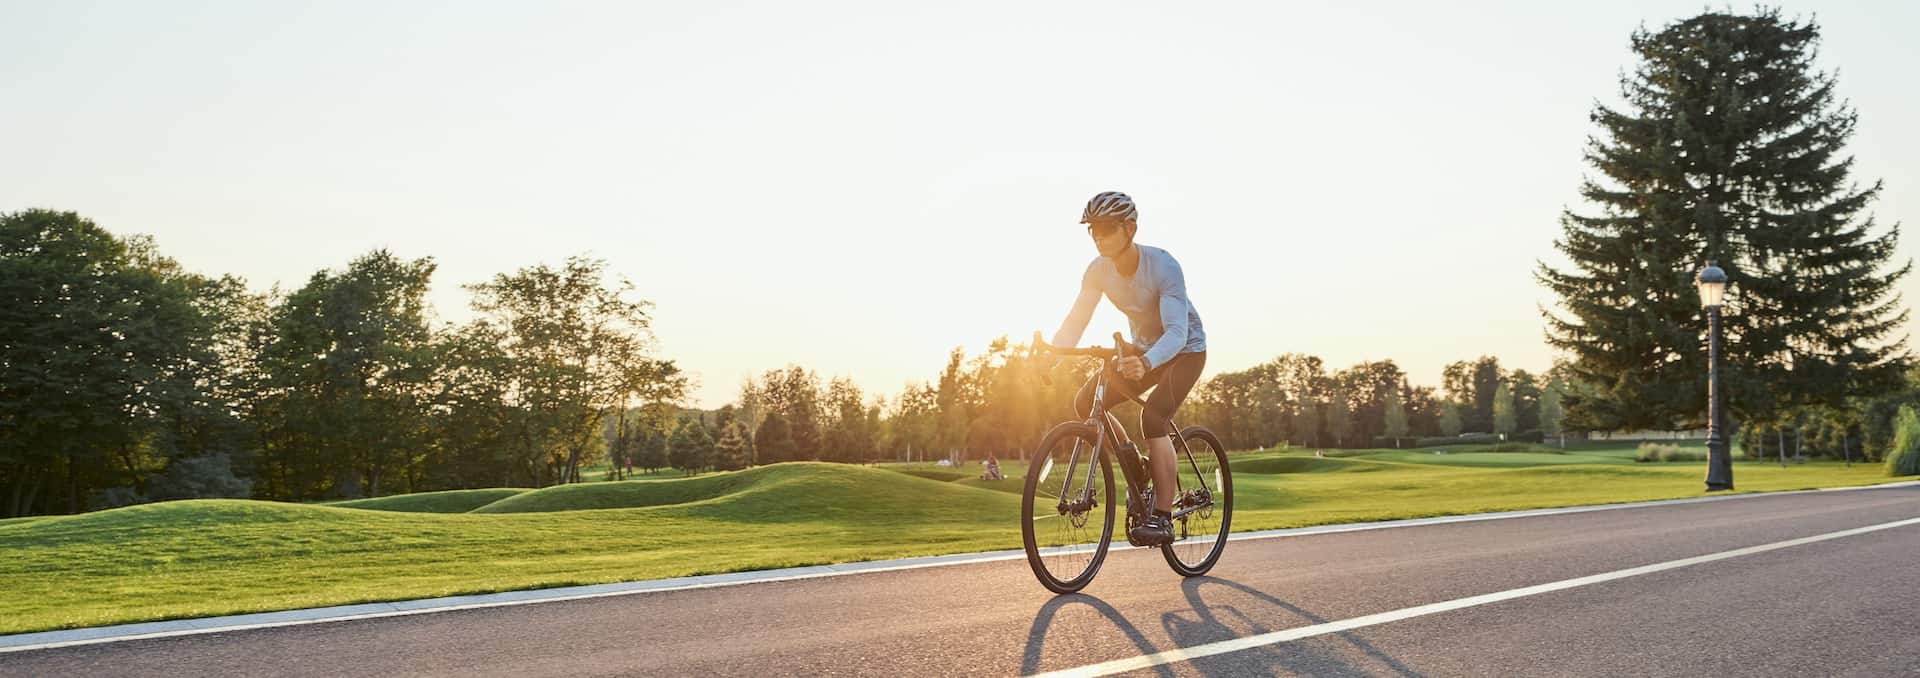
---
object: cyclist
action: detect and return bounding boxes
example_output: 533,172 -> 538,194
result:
1050,191 -> 1207,546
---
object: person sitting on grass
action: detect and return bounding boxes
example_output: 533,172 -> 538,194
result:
982,454 -> 1004,481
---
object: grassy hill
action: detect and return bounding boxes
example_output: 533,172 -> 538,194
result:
330,488 -> 529,513
0,463 -> 1017,635
471,465 -> 800,514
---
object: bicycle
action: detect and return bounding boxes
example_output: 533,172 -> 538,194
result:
1021,331 -> 1233,594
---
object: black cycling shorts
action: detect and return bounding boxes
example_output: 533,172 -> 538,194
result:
1071,351 -> 1207,439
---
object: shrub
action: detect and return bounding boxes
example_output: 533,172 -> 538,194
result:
148,453 -> 253,501
1634,443 -> 1708,463
87,487 -> 147,510
1885,406 -> 1920,477
83,452 -> 253,510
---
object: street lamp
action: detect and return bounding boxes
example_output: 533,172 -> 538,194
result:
1698,262 -> 1733,491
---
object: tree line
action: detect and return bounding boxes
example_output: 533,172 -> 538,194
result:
2,209 -> 686,516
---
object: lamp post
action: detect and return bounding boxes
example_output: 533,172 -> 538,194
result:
1699,262 -> 1733,491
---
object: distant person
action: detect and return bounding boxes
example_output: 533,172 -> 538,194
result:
1051,191 -> 1207,547
982,454 -> 1004,481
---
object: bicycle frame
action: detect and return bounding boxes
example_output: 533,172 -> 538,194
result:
1050,338 -> 1217,527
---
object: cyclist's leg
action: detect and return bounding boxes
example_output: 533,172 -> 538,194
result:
1140,352 -> 1208,512
1073,361 -> 1148,445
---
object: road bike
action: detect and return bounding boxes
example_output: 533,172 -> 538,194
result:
1021,332 -> 1233,594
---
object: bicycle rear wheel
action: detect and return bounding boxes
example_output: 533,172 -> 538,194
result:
1162,425 -> 1232,577
1021,421 -> 1115,594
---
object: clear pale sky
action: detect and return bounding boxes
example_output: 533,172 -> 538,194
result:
3,1 -> 1915,408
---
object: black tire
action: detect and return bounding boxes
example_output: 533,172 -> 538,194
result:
1021,421 -> 1116,594
1162,425 -> 1232,577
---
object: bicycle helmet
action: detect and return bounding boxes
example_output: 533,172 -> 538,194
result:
1080,191 -> 1138,223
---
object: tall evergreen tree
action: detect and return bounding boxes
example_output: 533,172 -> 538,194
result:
754,411 -> 796,464
667,419 -> 714,474
1540,9 -> 1908,432
713,422 -> 751,471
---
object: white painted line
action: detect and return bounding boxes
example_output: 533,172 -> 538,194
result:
1031,514 -> 1920,678
3,479 -> 1914,653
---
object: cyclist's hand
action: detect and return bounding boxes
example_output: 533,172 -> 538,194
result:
1117,356 -> 1146,381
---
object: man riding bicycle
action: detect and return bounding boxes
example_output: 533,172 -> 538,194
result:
1050,191 -> 1208,547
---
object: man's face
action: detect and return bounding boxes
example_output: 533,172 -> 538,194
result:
1085,218 -> 1132,258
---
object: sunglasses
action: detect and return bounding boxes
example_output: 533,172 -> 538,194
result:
1085,220 -> 1127,239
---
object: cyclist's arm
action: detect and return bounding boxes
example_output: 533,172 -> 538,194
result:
1141,255 -> 1192,371
1050,262 -> 1102,349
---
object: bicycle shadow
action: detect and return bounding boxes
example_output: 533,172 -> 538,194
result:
1164,576 -> 1423,677
1021,593 -> 1174,677
1019,577 -> 1420,677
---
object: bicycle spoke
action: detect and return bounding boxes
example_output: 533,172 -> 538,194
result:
1023,427 -> 1112,592
1164,430 -> 1230,574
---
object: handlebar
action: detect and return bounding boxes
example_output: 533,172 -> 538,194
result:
1031,330 -> 1138,359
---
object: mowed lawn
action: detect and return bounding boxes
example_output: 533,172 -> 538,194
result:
0,443 -> 1908,635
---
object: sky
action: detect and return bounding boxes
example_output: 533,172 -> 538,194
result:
3,1 -> 1916,409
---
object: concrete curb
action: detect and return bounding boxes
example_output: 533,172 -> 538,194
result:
4,479 -> 1915,654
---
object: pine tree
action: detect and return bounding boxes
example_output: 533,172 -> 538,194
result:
668,419 -> 715,474
1540,9 -> 1908,433
754,412 -> 795,465
714,422 -> 751,471
686,421 -> 716,472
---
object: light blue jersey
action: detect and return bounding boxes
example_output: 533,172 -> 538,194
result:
1051,244 -> 1206,370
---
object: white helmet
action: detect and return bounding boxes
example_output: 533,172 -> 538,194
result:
1080,191 -> 1138,223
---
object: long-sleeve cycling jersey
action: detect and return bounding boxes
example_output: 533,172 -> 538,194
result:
1051,244 -> 1207,370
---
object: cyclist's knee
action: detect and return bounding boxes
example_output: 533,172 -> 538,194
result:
1141,408 -> 1173,438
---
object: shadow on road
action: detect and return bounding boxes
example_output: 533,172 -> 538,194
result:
1166,576 -> 1423,677
1021,592 -> 1174,677
1019,576 -> 1421,677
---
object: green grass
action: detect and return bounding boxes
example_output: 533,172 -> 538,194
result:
1340,450 -> 1630,468
328,488 -> 529,513
1231,456 -> 1390,474
0,515 -> 45,528
472,465 -> 805,513
2,452 -> 1909,636
0,464 -> 1017,635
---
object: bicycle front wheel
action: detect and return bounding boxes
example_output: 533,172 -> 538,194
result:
1163,425 -> 1232,577
1021,421 -> 1115,594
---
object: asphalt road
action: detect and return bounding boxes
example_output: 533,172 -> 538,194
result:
6,485 -> 1917,677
